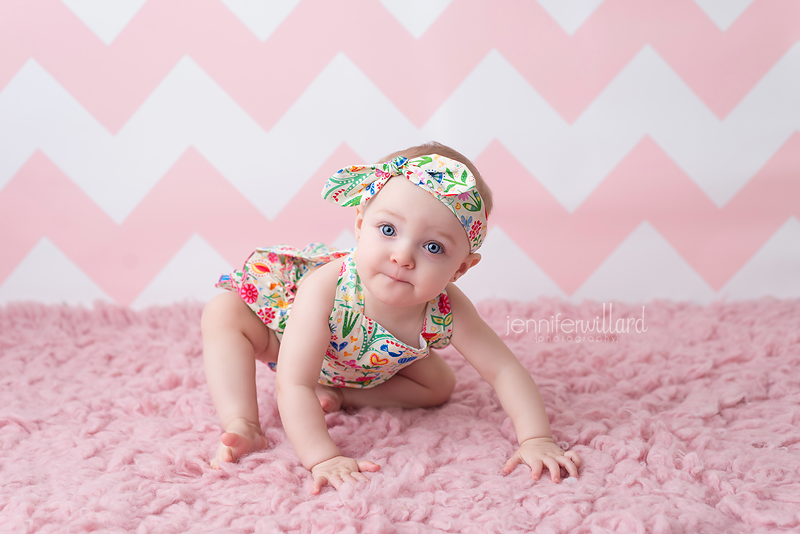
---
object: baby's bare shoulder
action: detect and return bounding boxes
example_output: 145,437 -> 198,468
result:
444,282 -> 474,312
445,283 -> 487,332
312,256 -> 346,282
296,256 -> 346,301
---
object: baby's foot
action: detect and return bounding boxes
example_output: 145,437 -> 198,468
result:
210,417 -> 268,469
315,385 -> 344,413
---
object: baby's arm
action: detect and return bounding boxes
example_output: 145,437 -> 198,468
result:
275,260 -> 379,493
447,284 -> 581,482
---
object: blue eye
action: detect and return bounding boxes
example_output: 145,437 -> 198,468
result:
425,242 -> 443,254
380,224 -> 395,237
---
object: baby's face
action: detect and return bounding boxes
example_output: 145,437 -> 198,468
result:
354,177 -> 480,309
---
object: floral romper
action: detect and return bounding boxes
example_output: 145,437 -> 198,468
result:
216,243 -> 454,388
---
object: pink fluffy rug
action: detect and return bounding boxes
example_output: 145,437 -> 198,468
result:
1,299 -> 799,533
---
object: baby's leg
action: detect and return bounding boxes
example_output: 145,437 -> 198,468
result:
326,349 -> 456,410
201,291 -> 278,468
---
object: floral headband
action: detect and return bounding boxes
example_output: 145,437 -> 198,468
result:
321,154 -> 487,253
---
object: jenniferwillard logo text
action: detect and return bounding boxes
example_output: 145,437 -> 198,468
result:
504,303 -> 647,342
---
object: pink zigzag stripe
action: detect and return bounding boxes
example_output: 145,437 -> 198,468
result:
2,139 -> 799,304
484,135 -> 800,294
1,0 -> 797,133
0,147 -> 360,305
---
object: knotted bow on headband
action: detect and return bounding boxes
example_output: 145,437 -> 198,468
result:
321,154 -> 487,253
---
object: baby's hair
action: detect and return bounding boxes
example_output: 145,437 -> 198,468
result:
380,141 -> 494,217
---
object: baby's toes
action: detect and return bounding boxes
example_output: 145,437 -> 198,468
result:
221,432 -> 252,460
210,442 -> 234,469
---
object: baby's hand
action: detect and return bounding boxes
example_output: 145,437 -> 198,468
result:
503,437 -> 581,483
310,455 -> 380,494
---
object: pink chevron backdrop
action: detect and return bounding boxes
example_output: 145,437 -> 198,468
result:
0,0 -> 799,307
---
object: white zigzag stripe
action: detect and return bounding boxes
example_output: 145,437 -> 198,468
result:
130,234 -> 233,309
60,0 -> 148,45
720,217 -> 800,300
571,221 -> 719,303
57,0 -> 759,44
693,0 -> 756,31
0,54 -> 424,222
572,217 -> 800,303
378,0 -> 454,39
536,0 -> 606,35
1,45 -> 798,221
466,218 -> 800,304
1,222 -> 796,305
425,45 -> 800,211
0,237 -> 112,305
456,227 -> 568,302
219,0 -> 303,42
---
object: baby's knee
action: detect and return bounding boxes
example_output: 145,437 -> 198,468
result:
435,365 -> 456,405
425,362 -> 455,407
202,291 -> 277,359
201,291 -> 246,334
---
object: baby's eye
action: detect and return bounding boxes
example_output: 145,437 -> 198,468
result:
379,224 -> 395,237
424,242 -> 443,255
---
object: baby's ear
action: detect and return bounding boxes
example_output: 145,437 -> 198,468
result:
451,253 -> 481,282
354,205 -> 365,241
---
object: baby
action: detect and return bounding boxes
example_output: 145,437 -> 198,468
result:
202,142 -> 581,493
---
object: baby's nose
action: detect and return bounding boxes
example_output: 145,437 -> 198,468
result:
390,244 -> 415,267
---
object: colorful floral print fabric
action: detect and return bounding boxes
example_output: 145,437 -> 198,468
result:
216,243 -> 349,338
321,154 -> 488,253
322,250 -> 453,388
216,244 -> 453,389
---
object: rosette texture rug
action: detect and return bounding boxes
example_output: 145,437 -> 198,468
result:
1,299 -> 799,533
